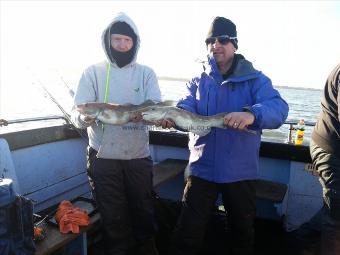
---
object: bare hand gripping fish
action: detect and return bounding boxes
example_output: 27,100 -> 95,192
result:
141,106 -> 257,136
76,100 -> 176,125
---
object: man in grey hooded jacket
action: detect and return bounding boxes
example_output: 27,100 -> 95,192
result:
71,12 -> 161,255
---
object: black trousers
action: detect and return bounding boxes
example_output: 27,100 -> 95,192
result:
310,140 -> 340,255
87,147 -> 157,255
172,175 -> 256,255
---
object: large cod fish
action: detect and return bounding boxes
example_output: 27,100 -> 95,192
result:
76,100 -> 176,125
141,106 -> 257,136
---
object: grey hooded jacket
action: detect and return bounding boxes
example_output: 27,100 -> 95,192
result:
71,12 -> 161,159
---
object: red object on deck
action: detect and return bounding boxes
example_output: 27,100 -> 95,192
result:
55,200 -> 90,234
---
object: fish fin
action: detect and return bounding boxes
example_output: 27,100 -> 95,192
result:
141,100 -> 158,106
105,103 -> 123,109
157,100 -> 177,107
172,124 -> 211,136
192,128 -> 211,137
82,102 -> 115,109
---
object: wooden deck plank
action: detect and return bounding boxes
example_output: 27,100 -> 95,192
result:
35,213 -> 100,255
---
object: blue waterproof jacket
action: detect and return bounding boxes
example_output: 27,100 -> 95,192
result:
177,54 -> 289,183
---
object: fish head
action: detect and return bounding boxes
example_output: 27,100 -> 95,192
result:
76,103 -> 102,118
141,106 -> 169,122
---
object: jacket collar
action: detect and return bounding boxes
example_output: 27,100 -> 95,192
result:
205,54 -> 260,83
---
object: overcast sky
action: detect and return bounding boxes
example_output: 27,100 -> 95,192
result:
1,1 -> 340,115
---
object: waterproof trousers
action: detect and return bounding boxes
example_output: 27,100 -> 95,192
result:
87,147 -> 158,255
172,175 -> 256,255
310,140 -> 340,255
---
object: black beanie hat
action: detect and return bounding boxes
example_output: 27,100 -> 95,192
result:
110,21 -> 137,43
206,17 -> 238,49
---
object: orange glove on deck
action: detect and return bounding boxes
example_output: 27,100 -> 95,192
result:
55,200 -> 90,234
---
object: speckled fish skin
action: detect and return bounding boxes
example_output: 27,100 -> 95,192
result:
141,106 -> 257,136
77,100 -> 176,125
141,106 -> 226,136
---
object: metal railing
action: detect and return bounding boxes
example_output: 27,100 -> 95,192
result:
0,116 -> 316,145
0,115 -> 70,126
284,119 -> 315,144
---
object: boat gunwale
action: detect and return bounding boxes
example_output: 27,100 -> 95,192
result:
0,124 -> 311,163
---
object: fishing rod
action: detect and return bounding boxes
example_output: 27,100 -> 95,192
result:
26,67 -> 73,123
59,76 -> 75,97
35,81 -> 72,122
33,79 -> 89,143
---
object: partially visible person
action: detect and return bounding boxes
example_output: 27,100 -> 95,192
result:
160,17 -> 288,255
71,12 -> 160,255
310,63 -> 340,255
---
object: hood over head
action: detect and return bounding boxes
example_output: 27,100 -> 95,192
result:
102,12 -> 140,67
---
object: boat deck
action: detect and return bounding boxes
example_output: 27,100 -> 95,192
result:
87,202 -> 320,255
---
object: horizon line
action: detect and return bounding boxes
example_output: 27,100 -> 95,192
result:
157,76 -> 322,91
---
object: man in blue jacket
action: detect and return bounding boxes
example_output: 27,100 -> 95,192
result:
162,17 -> 289,255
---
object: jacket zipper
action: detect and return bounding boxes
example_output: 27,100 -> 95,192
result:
206,89 -> 210,115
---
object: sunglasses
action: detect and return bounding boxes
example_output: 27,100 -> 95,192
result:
205,35 -> 237,45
